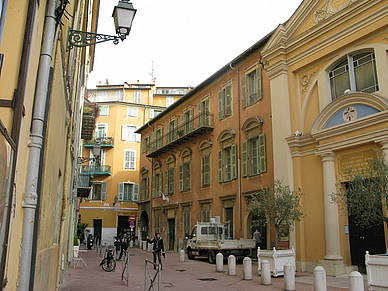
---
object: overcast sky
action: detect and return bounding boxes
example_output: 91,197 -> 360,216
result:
87,0 -> 303,88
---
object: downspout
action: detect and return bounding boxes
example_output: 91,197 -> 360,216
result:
229,62 -> 242,235
18,1 -> 58,290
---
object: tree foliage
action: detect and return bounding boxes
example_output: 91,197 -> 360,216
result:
331,151 -> 388,228
247,180 -> 305,245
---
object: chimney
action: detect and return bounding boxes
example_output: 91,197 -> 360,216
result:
105,79 -> 109,85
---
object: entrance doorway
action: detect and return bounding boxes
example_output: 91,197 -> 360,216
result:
225,207 -> 234,239
348,215 -> 386,273
167,219 -> 175,251
93,219 -> 102,243
139,211 -> 149,241
117,215 -> 129,237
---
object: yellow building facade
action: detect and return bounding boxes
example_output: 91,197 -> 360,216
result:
0,0 -> 99,289
262,0 -> 388,275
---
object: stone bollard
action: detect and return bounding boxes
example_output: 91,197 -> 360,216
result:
228,255 -> 236,276
349,271 -> 364,291
130,240 -> 133,248
261,259 -> 271,285
179,250 -> 185,262
313,266 -> 327,291
216,253 -> 223,272
142,241 -> 147,251
243,257 -> 252,280
284,262 -> 295,291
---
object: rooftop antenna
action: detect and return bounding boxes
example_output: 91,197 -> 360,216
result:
149,61 -> 154,83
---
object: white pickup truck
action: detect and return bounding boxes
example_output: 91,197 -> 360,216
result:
186,221 -> 255,264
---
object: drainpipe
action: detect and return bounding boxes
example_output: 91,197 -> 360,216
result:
17,1 -> 58,290
229,62 -> 242,236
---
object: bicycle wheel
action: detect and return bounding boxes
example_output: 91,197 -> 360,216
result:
101,258 -> 116,272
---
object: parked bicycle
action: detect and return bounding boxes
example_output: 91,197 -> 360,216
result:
99,247 -> 116,272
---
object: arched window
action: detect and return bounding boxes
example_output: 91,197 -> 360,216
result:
217,129 -> 237,182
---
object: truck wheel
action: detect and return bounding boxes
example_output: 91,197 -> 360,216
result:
208,251 -> 216,264
187,249 -> 195,260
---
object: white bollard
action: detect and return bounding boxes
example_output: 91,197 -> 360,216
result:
179,250 -> 185,262
216,253 -> 223,272
313,266 -> 327,291
284,262 -> 295,291
142,241 -> 147,251
228,255 -> 236,276
261,259 -> 271,285
349,271 -> 364,291
130,240 -> 133,248
243,257 -> 252,280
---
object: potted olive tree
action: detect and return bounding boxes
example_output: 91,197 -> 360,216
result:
331,151 -> 388,290
248,180 -> 305,276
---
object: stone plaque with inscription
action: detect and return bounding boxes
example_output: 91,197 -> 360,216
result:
339,149 -> 374,176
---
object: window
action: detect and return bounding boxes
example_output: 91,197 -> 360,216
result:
97,91 -> 107,102
127,106 -> 138,118
329,51 -> 378,100
151,162 -> 163,198
154,210 -> 160,234
218,144 -> 237,182
241,67 -> 262,107
242,117 -> 266,176
140,167 -> 149,201
198,97 -> 210,127
122,125 -> 140,142
142,136 -> 150,153
179,148 -> 191,192
149,109 -> 162,118
116,90 -> 124,101
152,127 -> 163,151
183,206 -> 191,236
124,150 -> 136,170
180,108 -> 194,136
99,105 -> 109,116
218,83 -> 232,120
90,182 -> 107,200
201,203 -> 211,222
198,139 -> 212,188
134,90 -> 141,103
165,155 -> 175,195
166,118 -> 178,143
166,96 -> 174,106
95,123 -> 107,138
118,182 -> 139,202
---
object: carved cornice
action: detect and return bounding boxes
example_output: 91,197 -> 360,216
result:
314,0 -> 359,24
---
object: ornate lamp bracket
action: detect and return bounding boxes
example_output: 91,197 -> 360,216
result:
67,29 -> 126,51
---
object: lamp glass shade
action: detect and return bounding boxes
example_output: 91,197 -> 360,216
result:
112,1 -> 137,36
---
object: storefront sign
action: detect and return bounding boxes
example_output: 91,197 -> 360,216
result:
339,149 -> 374,176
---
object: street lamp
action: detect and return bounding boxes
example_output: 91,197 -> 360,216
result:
67,0 -> 136,50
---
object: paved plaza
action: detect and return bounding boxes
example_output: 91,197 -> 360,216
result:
60,245 -> 361,291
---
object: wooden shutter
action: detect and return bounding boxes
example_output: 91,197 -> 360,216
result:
241,75 -> 247,108
166,122 -> 171,144
133,184 -> 139,201
256,66 -> 262,101
142,138 -> 146,153
218,90 -> 224,120
259,133 -> 266,173
186,162 -> 191,190
218,150 -> 223,182
242,140 -> 248,177
231,144 -> 237,179
172,119 -> 178,140
179,164 -> 183,191
169,168 -> 174,194
165,170 -> 168,195
121,125 -> 127,140
152,131 -> 156,151
118,183 -> 124,201
202,155 -> 210,186
188,108 -> 194,132
198,103 -> 202,127
101,182 -> 107,200
225,85 -> 232,116
145,177 -> 149,199
180,113 -> 186,136
151,175 -> 155,198
158,172 -> 163,196
204,99 -> 210,125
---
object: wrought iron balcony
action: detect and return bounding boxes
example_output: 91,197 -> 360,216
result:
80,165 -> 111,175
83,137 -> 114,148
146,112 -> 214,158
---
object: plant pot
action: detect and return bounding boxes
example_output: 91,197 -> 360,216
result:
257,247 -> 296,277
366,251 -> 388,290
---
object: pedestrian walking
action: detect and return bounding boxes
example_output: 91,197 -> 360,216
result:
114,237 -> 122,260
147,233 -> 165,270
253,228 -> 263,255
118,233 -> 129,261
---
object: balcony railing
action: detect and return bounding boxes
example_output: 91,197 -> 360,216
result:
83,137 -> 114,148
80,165 -> 111,175
77,174 -> 92,197
146,112 -> 214,158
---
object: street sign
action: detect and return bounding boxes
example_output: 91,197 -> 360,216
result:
129,215 -> 135,221
129,221 -> 134,227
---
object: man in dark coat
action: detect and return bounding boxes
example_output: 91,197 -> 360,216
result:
118,233 -> 129,261
147,233 -> 165,270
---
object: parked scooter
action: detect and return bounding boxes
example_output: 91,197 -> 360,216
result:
87,234 -> 94,250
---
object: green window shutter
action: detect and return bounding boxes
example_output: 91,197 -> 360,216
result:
133,184 -> 139,201
202,155 -> 210,186
179,164 -> 183,191
101,182 -> 107,200
166,123 -> 171,144
256,66 -> 262,101
140,180 -> 144,200
158,172 -> 163,196
151,175 -> 155,198
172,119 -> 177,140
225,85 -> 232,116
189,108 -> 194,132
159,128 -> 163,148
241,75 -> 247,108
145,177 -> 149,199
169,168 -> 174,194
218,90 -> 224,120
165,170 -> 168,195
198,103 -> 202,127
218,150 -> 223,182
187,162 -> 191,190
242,140 -> 248,177
142,139 -> 145,153
152,132 -> 156,151
204,99 -> 210,126
259,133 -> 266,173
231,144 -> 237,179
180,113 -> 185,135
118,182 -> 124,201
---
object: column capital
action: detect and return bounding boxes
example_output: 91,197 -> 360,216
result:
374,137 -> 388,150
317,150 -> 335,161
